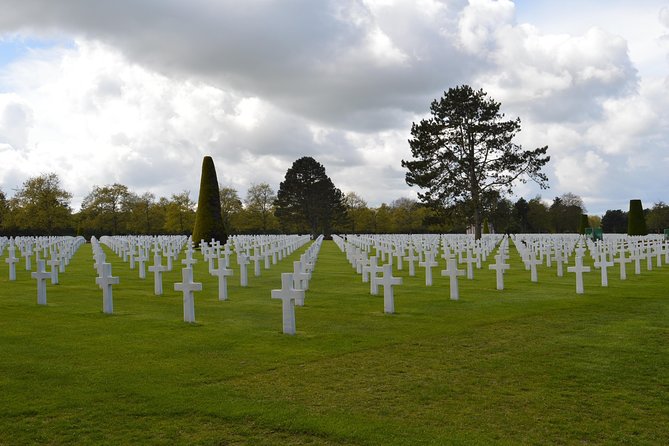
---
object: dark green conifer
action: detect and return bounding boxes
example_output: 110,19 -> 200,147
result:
627,199 -> 647,236
579,214 -> 589,234
192,156 -> 227,245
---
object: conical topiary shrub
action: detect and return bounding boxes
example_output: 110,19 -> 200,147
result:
482,218 -> 490,234
627,199 -> 647,236
579,214 -> 589,234
192,156 -> 227,245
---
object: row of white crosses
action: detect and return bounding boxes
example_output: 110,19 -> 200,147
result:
338,233 -> 504,304
16,236 -> 87,306
5,236 -> 82,282
98,234 -> 314,323
226,234 -> 312,288
509,233 -> 669,294
271,235 -> 324,334
335,235 -> 404,312
341,232 -> 669,299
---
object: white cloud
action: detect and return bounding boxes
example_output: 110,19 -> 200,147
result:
0,0 -> 667,217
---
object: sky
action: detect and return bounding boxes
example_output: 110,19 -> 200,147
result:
0,0 -> 667,216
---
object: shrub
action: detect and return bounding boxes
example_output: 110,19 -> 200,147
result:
192,156 -> 227,245
627,199 -> 647,236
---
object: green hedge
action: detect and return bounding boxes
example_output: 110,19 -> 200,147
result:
627,199 -> 647,236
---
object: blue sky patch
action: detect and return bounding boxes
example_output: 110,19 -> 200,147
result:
0,34 -> 74,68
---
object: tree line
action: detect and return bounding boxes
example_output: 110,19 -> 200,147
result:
1,170 -> 666,237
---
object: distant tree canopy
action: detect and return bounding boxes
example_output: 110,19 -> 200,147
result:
244,183 -> 279,233
4,173 -> 72,235
0,172 -> 665,237
274,157 -> 347,237
549,193 -> 586,233
646,202 -> 669,233
601,209 -> 628,233
402,85 -> 550,239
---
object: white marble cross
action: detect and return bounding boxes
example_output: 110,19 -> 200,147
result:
554,250 -> 566,277
373,264 -> 402,314
526,251 -> 541,283
251,249 -> 262,277
419,252 -> 438,286
594,251 -> 613,287
47,255 -> 60,285
148,254 -> 167,295
271,272 -> 304,335
567,255 -> 590,294
96,262 -> 119,314
614,250 -> 630,281
221,244 -> 233,268
23,250 -> 32,271
363,256 -> 383,295
631,249 -> 643,275
292,260 -> 310,302
136,250 -> 148,279
488,254 -> 510,290
404,248 -> 418,277
394,248 -> 404,271
174,267 -> 202,323
210,257 -> 233,301
441,258 -> 465,300
238,253 -> 250,287
181,245 -> 198,269
5,243 -> 19,281
31,259 -> 50,305
461,249 -> 476,279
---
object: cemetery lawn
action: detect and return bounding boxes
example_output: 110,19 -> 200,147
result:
1,240 -> 668,445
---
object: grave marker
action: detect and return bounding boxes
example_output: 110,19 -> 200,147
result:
174,267 -> 202,323
96,263 -> 119,314
31,259 -> 50,305
271,272 -> 303,335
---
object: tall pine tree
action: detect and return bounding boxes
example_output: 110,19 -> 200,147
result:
402,85 -> 549,239
275,157 -> 346,237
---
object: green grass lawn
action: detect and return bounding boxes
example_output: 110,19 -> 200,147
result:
1,239 -> 668,445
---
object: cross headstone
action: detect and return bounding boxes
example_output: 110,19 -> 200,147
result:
31,259 -> 50,305
292,261 -> 310,304
251,249 -> 262,277
47,255 -> 60,285
631,249 -> 643,275
419,252 -> 438,286
362,256 -> 383,295
373,264 -> 402,314
174,267 -> 202,323
238,253 -> 250,287
594,251 -> 614,287
441,258 -> 465,300
488,254 -> 510,290
526,251 -> 541,283
96,262 -> 119,314
462,249 -> 476,279
136,251 -> 148,279
5,243 -> 19,281
271,272 -> 304,335
567,255 -> 590,294
148,254 -> 167,295
210,257 -> 233,301
555,250 -> 566,277
614,250 -> 630,281
404,248 -> 418,277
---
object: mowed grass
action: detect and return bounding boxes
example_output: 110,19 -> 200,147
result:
0,239 -> 668,445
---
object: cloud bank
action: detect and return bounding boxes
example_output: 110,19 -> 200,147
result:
0,0 -> 667,214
